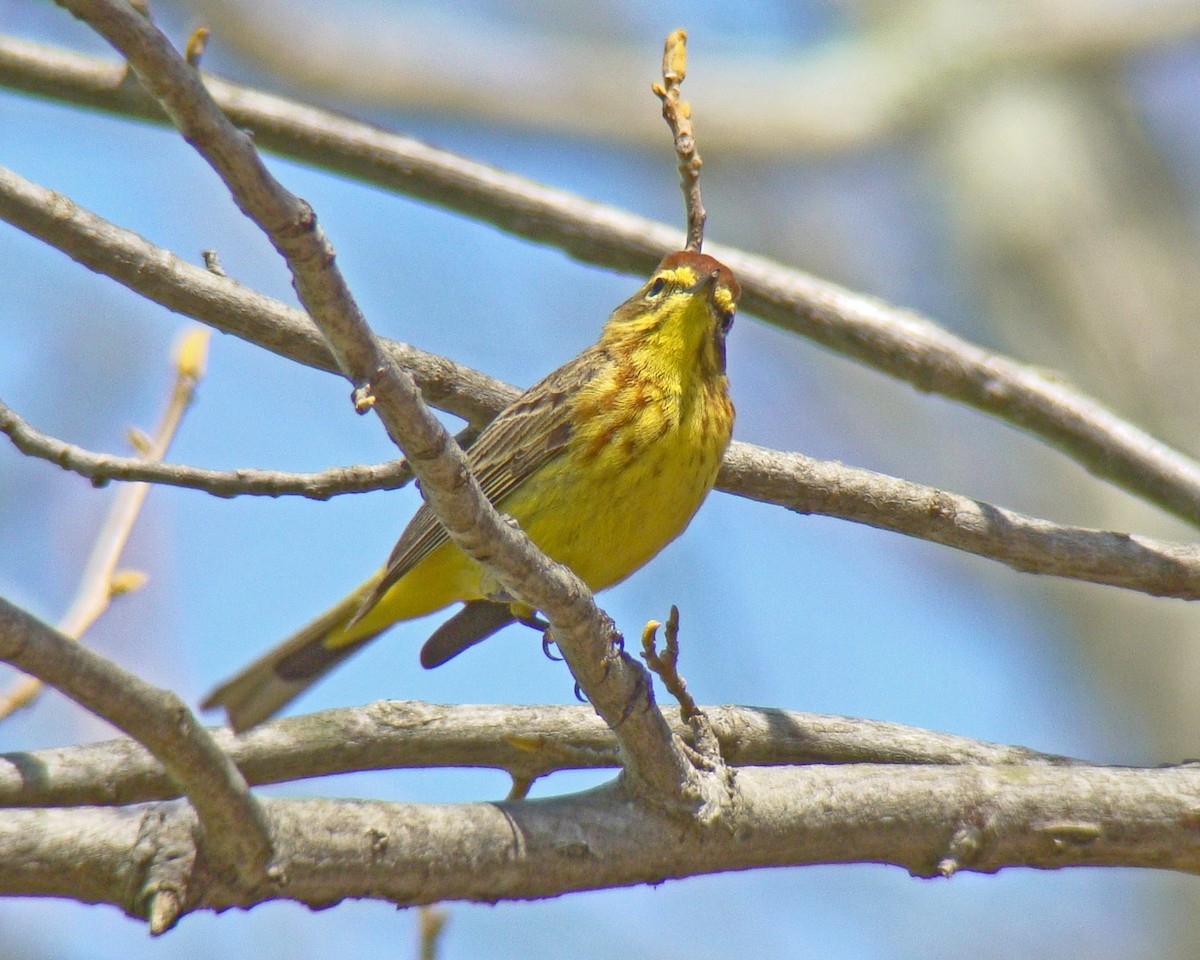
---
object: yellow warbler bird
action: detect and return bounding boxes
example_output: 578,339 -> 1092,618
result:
203,250 -> 740,731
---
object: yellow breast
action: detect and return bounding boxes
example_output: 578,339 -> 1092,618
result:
496,356 -> 734,592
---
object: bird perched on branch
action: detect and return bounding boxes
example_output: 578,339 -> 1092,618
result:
204,249 -> 740,731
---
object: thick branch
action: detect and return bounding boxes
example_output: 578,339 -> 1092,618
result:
0,597 -> 271,886
61,0 -> 705,812
3,35 -> 1200,529
5,764 -> 1200,919
10,5 -> 1200,159
721,444 -> 1200,599
0,700 -> 1083,808
179,1 -> 1200,157
0,163 -> 511,427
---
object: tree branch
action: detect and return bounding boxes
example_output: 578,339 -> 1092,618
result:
3,32 -> 1200,528
5,763 -> 1200,920
0,163 -> 511,428
721,443 -> 1200,599
652,29 -> 705,252
0,397 -> 450,499
0,700 -> 1085,808
0,597 -> 272,895
36,2 -> 1200,158
6,155 -> 1200,600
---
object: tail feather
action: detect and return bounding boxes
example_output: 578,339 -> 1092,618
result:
201,580 -> 379,733
204,583 -> 519,732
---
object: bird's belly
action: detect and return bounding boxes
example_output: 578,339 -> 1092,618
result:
498,415 -> 726,592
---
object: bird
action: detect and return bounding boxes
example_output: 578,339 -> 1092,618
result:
203,249 -> 740,731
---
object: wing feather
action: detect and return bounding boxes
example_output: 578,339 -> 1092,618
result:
362,345 -> 608,608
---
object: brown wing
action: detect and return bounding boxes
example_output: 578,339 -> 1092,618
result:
361,344 -> 608,609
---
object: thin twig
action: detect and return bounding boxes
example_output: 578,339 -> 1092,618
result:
418,906 -> 448,960
641,608 -> 722,769
0,329 -> 209,719
651,29 -> 705,251
0,398 -> 432,499
2,41 -> 1199,528
641,608 -> 697,724
61,0 -> 707,812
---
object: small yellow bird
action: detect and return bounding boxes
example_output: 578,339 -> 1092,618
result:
203,250 -> 740,731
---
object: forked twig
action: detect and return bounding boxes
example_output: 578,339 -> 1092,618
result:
641,607 -> 722,768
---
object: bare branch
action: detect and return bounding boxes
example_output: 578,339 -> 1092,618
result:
159,2 -> 1200,157
1,701 -> 1084,808
0,398 -> 428,499
0,597 -> 272,889
5,764 -> 1200,919
3,35 -> 1199,528
720,444 -> 1200,599
0,163 -> 514,425
641,608 -> 729,772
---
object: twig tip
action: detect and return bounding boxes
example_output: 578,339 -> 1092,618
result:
109,569 -> 149,598
184,27 -> 210,69
147,888 -> 182,935
662,28 -> 688,81
174,327 -> 212,381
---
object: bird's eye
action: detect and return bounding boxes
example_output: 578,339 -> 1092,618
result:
647,277 -> 667,298
721,309 -> 735,334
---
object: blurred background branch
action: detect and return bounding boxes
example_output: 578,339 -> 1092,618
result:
187,0 -> 1200,157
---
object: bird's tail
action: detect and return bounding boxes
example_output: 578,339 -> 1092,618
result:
201,574 -> 384,733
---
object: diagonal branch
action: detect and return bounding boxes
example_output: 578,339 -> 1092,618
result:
0,162 -> 511,428
2,33 -> 1199,528
59,0 -> 705,811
